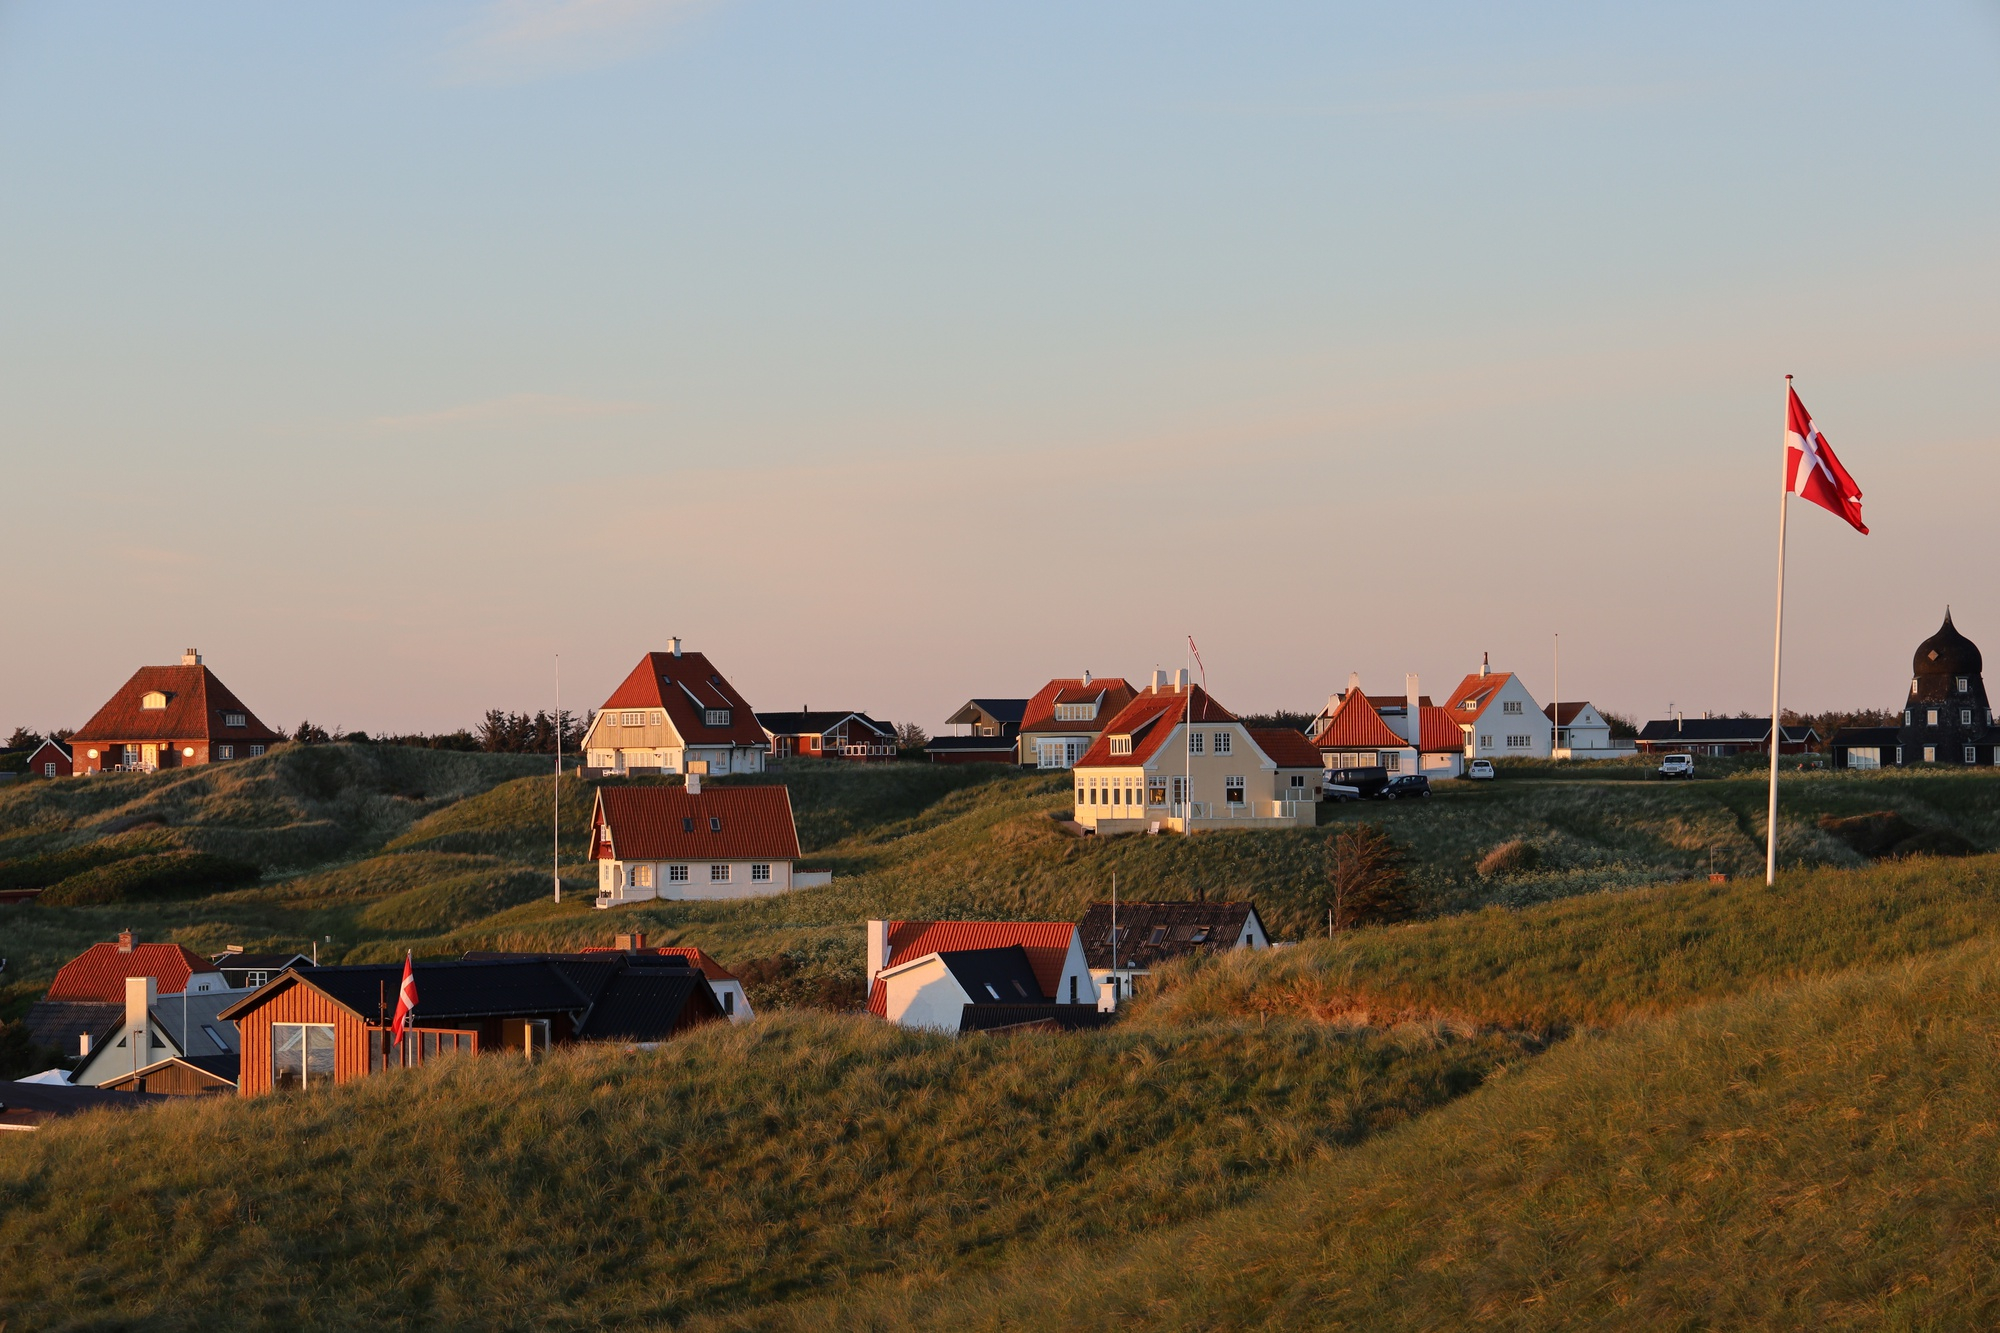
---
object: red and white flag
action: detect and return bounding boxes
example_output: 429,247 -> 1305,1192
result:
1785,385 -> 1868,535
391,951 -> 417,1044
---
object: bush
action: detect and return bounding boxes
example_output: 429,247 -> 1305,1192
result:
1817,811 -> 1976,860
1322,824 -> 1414,934
0,1020 -> 62,1080
0,837 -> 168,893
1477,839 -> 1541,877
38,852 -> 260,906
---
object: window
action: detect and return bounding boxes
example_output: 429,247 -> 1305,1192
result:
704,709 -> 732,727
650,711 -> 664,725
141,691 -> 168,710
1912,680 -> 1920,696
248,745 -> 265,757
1382,751 -> 1401,772
1925,746 -> 1937,763
751,863 -> 771,882
1224,776 -> 1246,804
1958,677 -> 1970,693
710,864 -> 731,882
1966,747 -> 1978,764
1188,731 -> 1205,755
1502,701 -> 1523,715
42,762 -> 56,777
722,991 -> 735,1015
216,745 -> 234,760
669,865 -> 689,882
1290,773 -> 1306,788
1903,710 -> 1912,726
1927,709 -> 1939,727
1962,710 -> 1974,726
224,712 -> 246,727
633,865 -> 654,888
201,1024 -> 227,1051
1054,702 -> 1097,722
1213,732 -> 1232,755
1479,735 -> 1492,749
621,711 -> 644,727
984,984 -> 1001,1000
1506,734 -> 1532,749
1110,735 -> 1132,755
1068,976 -> 1078,1003
272,1023 -> 335,1090
1147,778 -> 1167,806
1148,926 -> 1168,946
246,971 -> 269,988
709,816 -> 722,833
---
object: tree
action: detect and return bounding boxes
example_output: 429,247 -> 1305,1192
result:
894,721 -> 929,751
293,721 -> 332,746
5,727 -> 42,752
1321,823 -> 1414,935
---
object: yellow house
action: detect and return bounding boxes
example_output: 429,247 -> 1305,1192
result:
1070,671 -> 1323,834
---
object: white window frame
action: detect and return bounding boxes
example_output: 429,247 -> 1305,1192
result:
621,711 -> 645,727
1965,746 -> 1978,764
704,708 -> 732,727
668,864 -> 689,882
650,711 -> 664,725
710,864 -> 731,883
224,712 -> 246,727
248,744 -> 266,757
1213,731 -> 1232,755
1223,775 -> 1246,805
1109,735 -> 1132,755
1188,731 -> 1204,755
1502,700 -> 1522,714
1927,709 -> 1939,726
751,863 -> 771,882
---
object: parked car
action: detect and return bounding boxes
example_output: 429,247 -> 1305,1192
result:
1464,759 -> 1496,780
1324,766 -> 1389,800
1378,775 -> 1431,801
1658,754 -> 1696,779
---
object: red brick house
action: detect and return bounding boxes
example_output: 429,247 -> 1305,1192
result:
69,650 -> 282,775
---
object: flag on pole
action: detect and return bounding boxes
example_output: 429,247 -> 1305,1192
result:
1785,386 -> 1868,534
391,950 -> 417,1044
1187,636 -> 1206,695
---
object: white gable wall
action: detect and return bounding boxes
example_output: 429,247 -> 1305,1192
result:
1467,676 -> 1550,759
879,956 -> 976,1031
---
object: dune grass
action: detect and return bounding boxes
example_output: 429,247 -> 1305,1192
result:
0,1014 -> 1519,1330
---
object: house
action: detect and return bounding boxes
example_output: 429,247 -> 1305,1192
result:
1545,702 -> 1631,759
1076,900 -> 1270,1002
574,932 -> 753,1021
758,710 -> 899,762
590,778 -> 803,907
1443,656 -> 1551,761
217,954 -> 726,1095
1832,612 -> 1997,769
1017,675 -> 1139,769
68,650 -> 282,775
211,948 -> 315,990
579,640 -> 768,778
1069,671 -> 1322,834
0,1082 -> 168,1132
96,1053 -> 241,1097
22,739 -> 71,778
1635,715 -> 1818,756
925,698 -> 1028,764
1312,675 -> 1467,777
865,919 -> 1100,1029
72,975 -> 243,1090
25,931 -> 232,1058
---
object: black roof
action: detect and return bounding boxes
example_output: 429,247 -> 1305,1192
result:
936,946 -> 1047,1004
1637,718 -> 1818,744
577,969 -> 720,1039
24,999 -> 121,1053
924,734 -> 1018,753
0,1081 -> 170,1117
967,699 -> 1028,725
1914,610 -> 1982,678
757,711 -> 895,738
959,1003 -> 1116,1034
1831,726 -> 1901,745
1076,901 -> 1260,971
212,952 -> 313,971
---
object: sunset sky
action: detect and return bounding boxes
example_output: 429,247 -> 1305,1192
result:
4,1 -> 1998,736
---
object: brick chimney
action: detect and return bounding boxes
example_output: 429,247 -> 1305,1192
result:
615,932 -> 645,952
118,929 -> 136,953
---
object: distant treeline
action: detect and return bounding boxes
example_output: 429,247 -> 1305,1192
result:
290,709 -> 591,754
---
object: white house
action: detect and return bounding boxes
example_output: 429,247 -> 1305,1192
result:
865,920 -> 1099,1029
580,640 -> 769,778
1076,901 -> 1270,1002
1546,701 -> 1630,760
591,778 -> 803,908
73,976 -> 241,1089
1443,656 -> 1550,761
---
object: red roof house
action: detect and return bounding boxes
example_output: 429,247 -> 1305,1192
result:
23,738 -> 72,779
25,930 -> 234,1057
581,641 -> 770,778
1016,675 -> 1139,768
1442,655 -> 1550,760
590,781 -> 804,907
864,920 -> 1099,1024
69,651 -> 281,775
580,933 -> 755,1022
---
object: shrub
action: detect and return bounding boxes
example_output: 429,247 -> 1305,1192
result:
0,1020 -> 62,1081
1477,839 -> 1541,877
1322,823 -> 1414,934
1817,811 -> 1976,860
0,836 -> 168,892
38,852 -> 260,906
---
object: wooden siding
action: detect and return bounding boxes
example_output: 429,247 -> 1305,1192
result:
101,1061 -> 234,1096
235,980 -> 370,1096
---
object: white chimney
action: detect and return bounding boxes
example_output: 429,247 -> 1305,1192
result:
1152,669 -> 1168,693
182,648 -> 202,666
1097,978 -> 1119,1013
866,920 -> 890,979
126,974 -> 156,1074
1083,669 -> 1092,685
1481,652 -> 1490,678
686,771 -> 702,795
1346,671 -> 1363,701
79,1032 -> 93,1057
1174,668 -> 1190,690
670,636 -> 682,657
1405,673 -> 1422,746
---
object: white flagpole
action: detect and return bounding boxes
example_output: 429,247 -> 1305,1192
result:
554,653 -> 562,904
1766,375 -> 1793,886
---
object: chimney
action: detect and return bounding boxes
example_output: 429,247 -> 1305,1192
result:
670,636 -> 682,657
1151,669 -> 1168,693
1346,671 -> 1363,701
1174,668 -> 1190,691
615,932 -> 645,953
79,1032 -> 93,1057
225,944 -> 243,954
866,920 -> 890,979
182,648 -> 202,666
686,771 -> 702,796
1097,978 -> 1118,1013
118,929 -> 136,953
1481,652 -> 1490,678
1406,673 -> 1422,746
1084,669 -> 1092,685
1676,711 -> 1683,732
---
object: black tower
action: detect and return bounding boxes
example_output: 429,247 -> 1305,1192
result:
1897,611 -> 1995,765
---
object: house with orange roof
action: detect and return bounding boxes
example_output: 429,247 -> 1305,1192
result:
864,919 -> 1100,1030
580,639 -> 768,778
1443,655 -> 1551,761
24,930 -> 233,1060
68,650 -> 282,775
582,932 -> 753,1022
589,780 -> 803,906
1069,670 -> 1323,834
1015,674 -> 1139,769
1312,673 -> 1470,778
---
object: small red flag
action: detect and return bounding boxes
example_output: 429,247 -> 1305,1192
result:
1785,385 -> 1867,534
391,951 -> 417,1045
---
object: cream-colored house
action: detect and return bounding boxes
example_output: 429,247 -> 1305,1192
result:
1070,671 -> 1322,834
580,640 -> 769,778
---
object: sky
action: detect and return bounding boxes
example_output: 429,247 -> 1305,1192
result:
3,1 -> 1998,736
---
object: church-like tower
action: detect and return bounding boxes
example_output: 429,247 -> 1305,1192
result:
1897,611 -> 1995,765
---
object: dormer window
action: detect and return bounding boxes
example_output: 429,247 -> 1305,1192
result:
1958,677 -> 1970,693
1109,735 -> 1132,755
224,712 -> 246,728
141,691 -> 168,710
1054,702 -> 1098,722
704,708 -> 731,727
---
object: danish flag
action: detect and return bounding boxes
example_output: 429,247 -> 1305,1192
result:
391,950 -> 418,1044
1785,384 -> 1868,534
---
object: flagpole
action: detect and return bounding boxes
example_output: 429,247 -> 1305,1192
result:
554,653 -> 562,904
1766,375 -> 1793,886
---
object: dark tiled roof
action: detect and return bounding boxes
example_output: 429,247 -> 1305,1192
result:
924,735 -> 1017,754
24,999 -> 120,1053
967,699 -> 1028,725
599,651 -> 768,747
1636,718 -> 1818,744
70,663 -> 281,745
47,942 -> 219,1003
936,946 -> 1048,1004
592,785 -> 801,861
866,922 -> 1080,1017
1249,728 -> 1324,768
221,960 -> 602,1025
1830,726 -> 1901,745
1076,901 -> 1260,971
0,1082 -> 169,1122
757,711 -> 895,739
576,968 -> 722,1039
1543,701 -> 1596,725
212,952 -> 313,972
958,1003 -> 1116,1033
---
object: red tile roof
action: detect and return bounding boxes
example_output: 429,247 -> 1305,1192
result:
867,920 -> 1077,1015
1075,685 -> 1237,768
592,785 -> 801,862
1249,728 -> 1323,768
1312,688 -> 1409,750
580,944 -> 738,982
1419,705 -> 1470,753
70,664 -> 280,745
1019,678 -> 1139,735
599,651 -> 768,748
46,940 -> 219,1003
1443,671 -> 1518,726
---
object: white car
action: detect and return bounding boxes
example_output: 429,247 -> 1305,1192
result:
1658,754 -> 1696,779
1465,759 -> 1496,780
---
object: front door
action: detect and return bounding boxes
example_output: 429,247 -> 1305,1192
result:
141,744 -> 158,770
